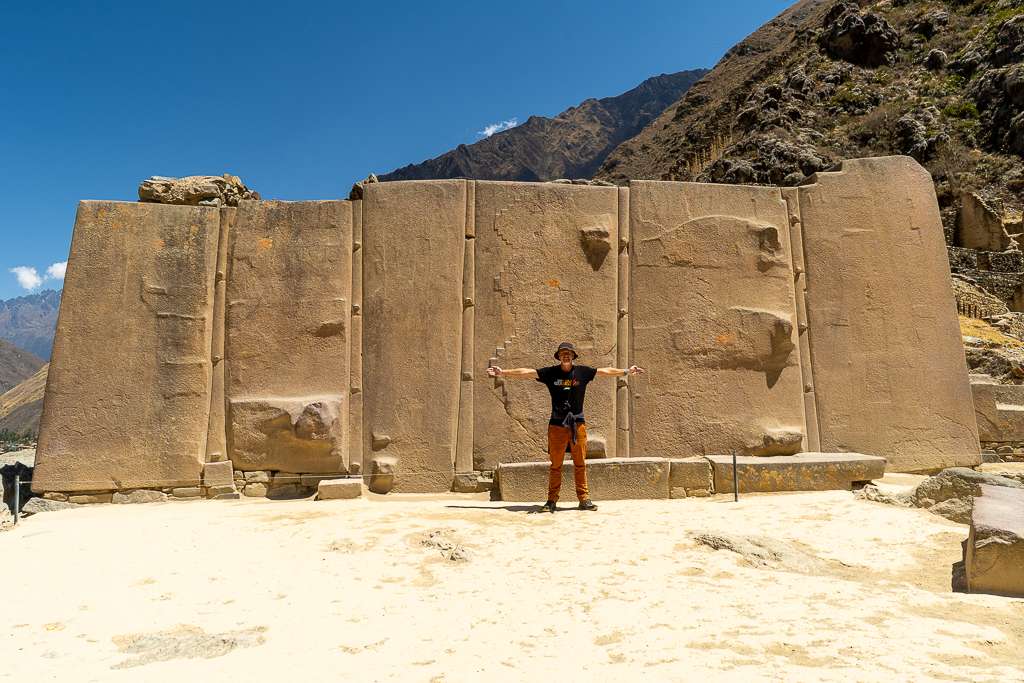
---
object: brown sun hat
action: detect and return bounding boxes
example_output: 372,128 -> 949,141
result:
554,342 -> 578,360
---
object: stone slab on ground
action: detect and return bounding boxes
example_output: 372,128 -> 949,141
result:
977,462 -> 1024,484
497,458 -> 670,502
708,453 -> 886,494
112,490 -> 168,504
317,479 -> 362,500
451,472 -> 493,493
669,458 -> 714,498
20,497 -> 75,515
965,484 -> 1024,597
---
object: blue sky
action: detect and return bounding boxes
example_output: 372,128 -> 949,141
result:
0,0 -> 792,301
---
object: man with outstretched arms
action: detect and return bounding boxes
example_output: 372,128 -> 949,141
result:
486,342 -> 646,512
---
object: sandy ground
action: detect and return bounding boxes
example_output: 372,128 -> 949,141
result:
2,477 -> 1023,682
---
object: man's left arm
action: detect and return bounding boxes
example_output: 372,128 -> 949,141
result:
595,365 -> 646,377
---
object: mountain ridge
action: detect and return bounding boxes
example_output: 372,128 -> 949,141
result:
382,69 -> 708,183
0,289 -> 61,359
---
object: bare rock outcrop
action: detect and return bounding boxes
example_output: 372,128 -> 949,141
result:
818,2 -> 900,69
138,174 -> 259,207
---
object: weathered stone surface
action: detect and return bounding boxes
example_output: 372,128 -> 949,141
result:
970,374 -> 1024,443
451,472 -> 493,493
957,192 -> 1018,252
243,482 -> 267,497
21,497 -> 75,515
230,397 -> 346,474
227,200 -> 353,474
362,181 -> 465,491
964,485 -> 1024,597
33,202 -> 219,493
205,485 -> 236,498
202,461 -> 234,489
669,457 -> 714,498
211,492 -> 240,500
367,456 -> 397,494
977,462 -> 1024,484
266,483 -> 309,500
911,467 -> 1024,524
799,157 -> 980,472
317,478 -> 362,500
171,487 -> 202,499
112,490 -> 168,504
629,181 -> 806,458
69,493 -> 113,504
709,453 -> 886,494
42,492 -> 68,502
242,471 -> 270,484
473,182 -> 618,468
496,457 -> 670,502
139,174 -> 259,207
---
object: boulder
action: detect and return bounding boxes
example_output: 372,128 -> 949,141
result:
348,173 -> 378,201
138,174 -> 259,207
912,468 -> 1024,524
368,456 -> 397,494
924,49 -> 947,71
21,497 -> 75,515
818,2 -> 899,68
243,482 -> 268,497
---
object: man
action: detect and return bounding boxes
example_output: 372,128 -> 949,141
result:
486,342 -> 645,512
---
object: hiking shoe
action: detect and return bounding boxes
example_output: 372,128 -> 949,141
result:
578,499 -> 598,511
540,500 -> 557,513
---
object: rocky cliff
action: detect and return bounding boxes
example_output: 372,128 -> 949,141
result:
596,0 -> 1024,239
0,289 -> 61,360
382,70 -> 707,182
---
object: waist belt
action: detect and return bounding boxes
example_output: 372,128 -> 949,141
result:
559,411 -> 585,445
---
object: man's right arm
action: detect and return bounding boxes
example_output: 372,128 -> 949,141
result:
486,366 -> 538,380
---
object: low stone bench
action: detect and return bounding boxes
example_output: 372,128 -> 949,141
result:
497,458 -> 673,501
708,453 -> 886,493
964,484 -> 1024,597
496,453 -> 887,501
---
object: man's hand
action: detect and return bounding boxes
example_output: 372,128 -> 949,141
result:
597,365 -> 648,377
487,367 -> 538,380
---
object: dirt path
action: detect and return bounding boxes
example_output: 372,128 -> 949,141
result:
2,486 -> 1022,682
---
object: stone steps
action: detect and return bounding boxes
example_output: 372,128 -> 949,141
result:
495,453 -> 887,502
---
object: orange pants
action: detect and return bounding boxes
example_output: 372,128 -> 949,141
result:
547,423 -> 590,502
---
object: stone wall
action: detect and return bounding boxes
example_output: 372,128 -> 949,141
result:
32,156 -> 981,496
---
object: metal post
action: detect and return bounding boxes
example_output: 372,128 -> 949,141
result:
732,451 -> 739,502
13,472 -> 20,527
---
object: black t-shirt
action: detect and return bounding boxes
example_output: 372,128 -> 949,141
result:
535,364 -> 598,425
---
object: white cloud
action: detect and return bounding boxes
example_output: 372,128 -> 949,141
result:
10,266 -> 42,291
478,118 -> 518,138
46,261 -> 67,280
